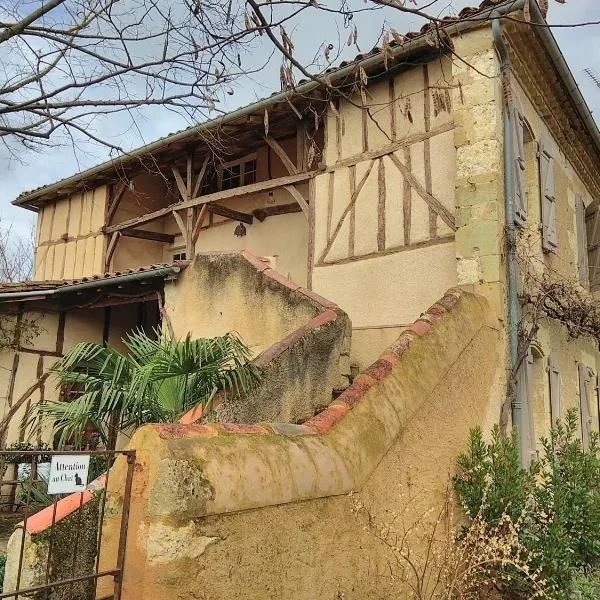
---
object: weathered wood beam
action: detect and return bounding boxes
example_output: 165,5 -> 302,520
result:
186,155 -> 193,201
264,136 -> 298,175
106,181 -> 127,225
122,229 -> 175,243
105,231 -> 121,270
105,171 -> 316,234
192,156 -> 209,199
192,205 -> 209,243
171,166 -> 188,200
253,203 -> 302,222
186,207 -> 194,258
172,210 -> 187,239
283,185 -> 309,219
208,204 -> 254,224
387,153 -> 456,231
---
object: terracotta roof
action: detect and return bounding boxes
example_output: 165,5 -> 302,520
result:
0,262 -> 188,293
12,0 -> 514,208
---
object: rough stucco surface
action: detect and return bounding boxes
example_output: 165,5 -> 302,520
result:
164,253 -> 320,356
216,312 -> 350,423
96,288 -> 504,600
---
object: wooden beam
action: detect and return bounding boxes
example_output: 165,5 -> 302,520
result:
172,210 -> 187,239
122,229 -> 175,243
192,156 -> 209,199
106,182 -> 127,225
105,231 -> 121,270
192,205 -> 209,243
171,166 -> 188,200
283,185 -> 309,219
253,203 -> 302,222
186,155 -> 193,201
186,207 -> 194,259
387,153 -> 456,231
264,136 -> 298,175
208,204 -> 254,224
105,171 -> 316,234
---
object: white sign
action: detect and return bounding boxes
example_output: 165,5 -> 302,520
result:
47,455 -> 90,495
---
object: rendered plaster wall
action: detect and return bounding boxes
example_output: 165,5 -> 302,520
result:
163,254 -> 320,356
96,289 -> 506,600
34,186 -> 108,281
312,58 -> 457,369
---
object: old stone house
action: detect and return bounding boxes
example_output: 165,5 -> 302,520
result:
3,0 -> 600,597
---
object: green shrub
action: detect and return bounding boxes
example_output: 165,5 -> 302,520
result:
454,409 -> 600,599
0,554 -> 6,593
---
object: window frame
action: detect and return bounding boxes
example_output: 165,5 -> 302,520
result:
217,153 -> 258,192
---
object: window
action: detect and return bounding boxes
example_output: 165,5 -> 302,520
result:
173,251 -> 187,261
578,363 -> 595,450
513,107 -> 527,227
585,200 -> 600,291
219,154 -> 257,191
539,138 -> 558,252
517,346 -> 538,465
576,195 -> 589,287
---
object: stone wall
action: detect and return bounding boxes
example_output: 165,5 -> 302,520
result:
96,287 -> 504,600
174,251 -> 351,425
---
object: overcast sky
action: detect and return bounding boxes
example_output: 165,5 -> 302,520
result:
1,0 -> 599,234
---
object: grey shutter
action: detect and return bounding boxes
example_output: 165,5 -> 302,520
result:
578,363 -> 593,450
548,352 -> 561,425
576,195 -> 589,287
517,347 -> 537,464
513,108 -> 527,227
585,200 -> 600,291
539,140 -> 558,252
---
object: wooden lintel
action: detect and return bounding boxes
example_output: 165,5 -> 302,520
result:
208,204 -> 254,225
105,171 -> 316,234
253,203 -> 302,222
192,205 -> 209,243
283,185 -> 309,219
171,166 -> 188,201
264,135 -> 299,175
122,229 -> 175,243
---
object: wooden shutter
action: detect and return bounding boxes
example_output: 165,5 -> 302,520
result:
576,195 -> 589,287
539,140 -> 557,252
578,363 -> 593,450
585,200 -> 600,291
548,352 -> 561,425
517,347 -> 537,464
513,108 -> 527,227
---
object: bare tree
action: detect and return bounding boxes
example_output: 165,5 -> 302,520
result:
0,0 -> 572,157
0,219 -> 34,282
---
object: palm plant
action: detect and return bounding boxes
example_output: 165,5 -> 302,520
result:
32,329 -> 261,448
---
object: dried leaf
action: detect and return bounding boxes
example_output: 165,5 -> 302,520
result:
347,31 -> 353,47
329,100 -> 339,118
390,27 -> 406,46
359,66 -> 368,87
306,143 -> 315,168
264,109 -> 269,137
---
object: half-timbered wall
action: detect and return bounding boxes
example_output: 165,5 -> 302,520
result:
0,302 -> 155,455
34,186 -> 108,280
313,58 -> 457,368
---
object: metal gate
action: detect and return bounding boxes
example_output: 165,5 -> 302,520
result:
0,449 -> 135,600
